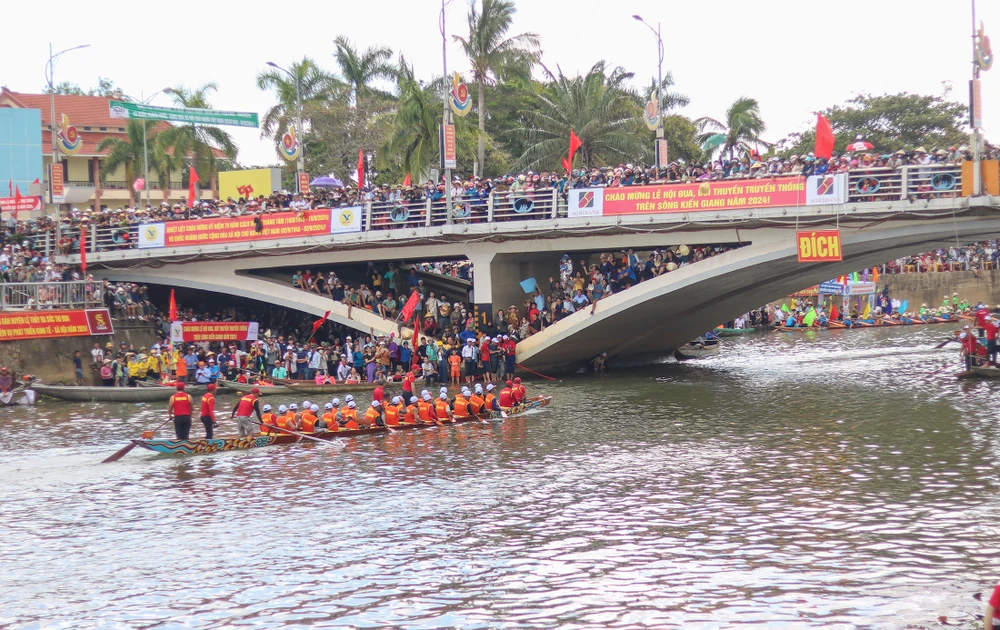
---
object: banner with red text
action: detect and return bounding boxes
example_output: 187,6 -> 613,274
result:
0,195 -> 42,215
169,321 -> 259,343
568,177 -> 808,216
0,308 -> 114,341
137,210 -> 332,249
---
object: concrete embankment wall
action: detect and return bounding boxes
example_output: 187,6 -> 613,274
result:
0,321 -> 161,385
883,270 -> 1000,308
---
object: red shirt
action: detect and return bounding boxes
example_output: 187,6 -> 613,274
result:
502,340 -> 517,356
479,342 -> 490,362
988,322 -> 999,341
373,385 -> 384,403
402,373 -> 414,393
171,392 -> 193,416
978,309 -> 990,327
200,393 -> 215,419
963,333 -> 978,353
989,584 -> 1000,620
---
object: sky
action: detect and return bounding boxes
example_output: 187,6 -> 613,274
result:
2,0 -> 996,171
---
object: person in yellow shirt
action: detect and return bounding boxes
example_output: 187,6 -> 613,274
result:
126,353 -> 141,387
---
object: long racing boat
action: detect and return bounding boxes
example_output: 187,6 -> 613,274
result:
129,396 -> 551,456
33,383 -> 206,402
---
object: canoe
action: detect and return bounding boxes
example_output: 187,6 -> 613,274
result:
0,379 -> 37,407
32,383 -> 206,402
272,378 -> 387,395
714,327 -> 755,336
674,340 -> 720,360
219,381 -> 290,395
970,366 -> 1000,379
130,395 -> 552,456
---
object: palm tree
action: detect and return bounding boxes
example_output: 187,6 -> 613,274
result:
333,36 -> 396,107
96,120 -> 159,207
157,83 -> 238,188
453,0 -> 540,176
255,57 -> 334,142
641,73 -> 690,113
695,96 -> 768,160
510,61 -> 648,171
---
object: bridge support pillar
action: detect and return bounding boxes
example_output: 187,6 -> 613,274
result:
473,250 -> 566,331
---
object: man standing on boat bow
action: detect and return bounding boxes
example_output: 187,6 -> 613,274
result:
168,382 -> 194,440
231,387 -> 263,437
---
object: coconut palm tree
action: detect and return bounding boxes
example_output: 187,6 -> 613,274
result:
695,96 -> 768,160
333,36 -> 396,107
96,120 -> 161,207
641,73 -> 689,113
255,57 -> 334,142
157,83 -> 238,187
453,0 -> 540,176
510,61 -> 648,171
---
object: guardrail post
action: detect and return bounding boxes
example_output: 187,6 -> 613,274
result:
425,199 -> 432,228
900,166 -> 908,200
364,202 -> 373,232
487,192 -> 494,223
551,188 -> 558,220
90,226 -> 97,253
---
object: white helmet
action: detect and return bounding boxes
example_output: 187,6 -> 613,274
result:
410,396 -> 418,404
262,404 -> 272,412
421,389 -> 429,397
331,397 -> 340,406
439,392 -> 448,400
278,405 -> 288,413
324,402 -> 333,410
345,394 -> 354,402
372,400 -> 381,407
289,403 -> 298,410
474,384 -> 483,393
347,401 -> 356,408
310,404 -> 319,413
486,383 -> 495,391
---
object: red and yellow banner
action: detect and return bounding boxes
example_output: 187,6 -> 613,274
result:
169,321 -> 259,343
137,210 -> 331,249
603,177 -> 807,214
298,173 -> 310,194
0,195 -> 43,215
0,308 -> 114,341
796,230 -> 843,262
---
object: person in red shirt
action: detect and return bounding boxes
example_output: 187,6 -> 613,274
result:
167,382 -> 193,440
985,583 -> 1000,629
501,335 -> 517,377
200,383 -> 217,439
373,384 -> 384,404
402,371 -> 415,401
479,338 -> 492,383
498,380 -> 514,409
961,325 -> 979,371
977,306 -> 991,332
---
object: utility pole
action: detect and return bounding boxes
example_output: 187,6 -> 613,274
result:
45,42 -> 90,215
441,0 -> 453,224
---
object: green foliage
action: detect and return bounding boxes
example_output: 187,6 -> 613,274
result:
660,115 -> 702,165
157,83 -> 238,185
96,120 -> 162,206
44,81 -> 85,95
306,83 -> 393,186
333,36 -> 396,106
255,57 -> 334,142
695,96 -> 768,160
778,92 -> 970,156
44,77 -> 121,97
509,61 -> 649,171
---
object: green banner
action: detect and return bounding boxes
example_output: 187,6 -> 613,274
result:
108,100 -> 259,128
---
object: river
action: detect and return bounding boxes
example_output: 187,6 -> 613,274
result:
2,326 -> 998,629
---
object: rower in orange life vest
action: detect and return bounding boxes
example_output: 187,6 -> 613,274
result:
231,387 -> 263,436
364,399 -> 385,427
260,404 -> 278,435
285,403 -> 303,431
385,396 -> 403,426
417,392 -> 437,424
469,384 -> 486,414
168,382 -> 194,440
340,397 -> 360,429
318,402 -> 338,432
512,377 -> 526,404
453,387 -> 473,417
435,392 -> 454,422
300,404 -> 319,433
402,396 -> 419,424
498,380 -> 515,410
199,383 -> 218,439
484,383 -> 502,412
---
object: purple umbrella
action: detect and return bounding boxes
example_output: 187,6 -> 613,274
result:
310,175 -> 344,189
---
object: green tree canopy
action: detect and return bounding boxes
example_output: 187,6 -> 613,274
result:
255,57 -> 334,143
333,36 -> 396,106
157,83 -> 238,186
96,120 -> 162,207
778,92 -> 970,157
695,96 -> 768,160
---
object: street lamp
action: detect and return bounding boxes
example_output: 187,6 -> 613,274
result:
266,61 -> 304,193
45,42 -> 90,212
122,89 -> 168,209
633,15 -> 665,165
440,0 -> 454,224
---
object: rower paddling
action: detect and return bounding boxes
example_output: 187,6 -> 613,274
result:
260,404 -> 278,434
340,399 -> 360,429
364,400 -> 384,428
484,383 -> 501,412
513,377 -> 526,405
403,396 -> 419,424
168,382 -> 194,440
231,387 -> 263,437
319,402 -> 337,432
301,405 -> 319,433
200,383 -> 218,439
469,385 -> 486,414
434,392 -> 454,423
385,397 -> 402,427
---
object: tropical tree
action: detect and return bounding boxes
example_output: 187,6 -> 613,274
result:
641,73 -> 689,114
695,96 -> 768,160
453,0 -> 540,177
157,83 -> 238,187
333,36 -> 396,107
255,57 -> 334,142
96,120 -> 160,207
510,61 -> 648,171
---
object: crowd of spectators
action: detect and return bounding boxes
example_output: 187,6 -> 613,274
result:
882,241 -> 1000,275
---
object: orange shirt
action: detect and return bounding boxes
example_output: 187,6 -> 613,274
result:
448,355 -> 461,373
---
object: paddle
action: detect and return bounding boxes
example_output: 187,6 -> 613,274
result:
934,339 -> 957,349
101,416 -> 175,463
254,420 -> 343,447
924,362 -> 960,378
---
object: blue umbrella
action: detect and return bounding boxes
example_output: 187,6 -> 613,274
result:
310,175 -> 344,189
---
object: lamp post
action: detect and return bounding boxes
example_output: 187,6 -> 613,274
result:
441,0 -> 453,224
45,42 -> 90,213
266,61 -> 304,193
123,89 -> 168,209
633,15 -> 664,163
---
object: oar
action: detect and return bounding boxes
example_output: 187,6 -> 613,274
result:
924,362 -> 960,378
253,420 -> 343,447
101,416 -> 174,463
933,339 -> 956,349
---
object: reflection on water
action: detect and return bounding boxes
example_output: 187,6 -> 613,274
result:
2,326 -> 1000,628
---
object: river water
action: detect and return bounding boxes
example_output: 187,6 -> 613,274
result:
2,326 -> 999,629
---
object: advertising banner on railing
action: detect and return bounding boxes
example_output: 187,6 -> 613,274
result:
818,280 -> 877,295
137,210 -> 333,249
805,174 -> 847,205
169,321 -> 259,343
330,206 -> 363,234
568,177 -> 808,217
0,308 -> 113,341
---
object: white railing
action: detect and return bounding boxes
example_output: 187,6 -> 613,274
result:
0,281 -> 102,311
74,164 -> 966,256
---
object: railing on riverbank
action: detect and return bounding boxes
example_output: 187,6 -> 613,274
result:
72,164 -> 963,257
0,281 -> 102,311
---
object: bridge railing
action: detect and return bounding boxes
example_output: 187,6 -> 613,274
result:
0,281 -> 101,311
78,164 -> 966,256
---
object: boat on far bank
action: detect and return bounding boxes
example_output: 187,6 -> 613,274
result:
714,327 -> 756,336
219,381 -> 290,395
271,378 -> 389,395
32,383 -> 206,402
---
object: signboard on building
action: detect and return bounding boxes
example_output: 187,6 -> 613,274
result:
109,101 -> 259,128
50,163 -> 65,203
805,173 -> 847,205
170,321 -> 259,343
219,168 -> 281,202
298,172 -> 310,194
0,308 -> 113,341
0,109 -> 43,210
441,124 -> 457,169
330,206 -> 362,234
655,138 -> 669,169
796,230 -> 843,262
137,209 -> 332,249
0,195 -> 43,215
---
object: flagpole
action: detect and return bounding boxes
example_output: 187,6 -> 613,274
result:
972,0 -> 983,195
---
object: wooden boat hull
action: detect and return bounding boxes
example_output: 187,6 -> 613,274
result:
714,327 -> 755,336
272,378 -> 383,395
219,381 -> 290,395
970,366 -> 1000,379
131,396 -> 551,456
32,383 -> 206,402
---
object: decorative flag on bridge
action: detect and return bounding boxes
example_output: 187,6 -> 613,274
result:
400,290 -> 420,322
561,130 -> 583,171
815,114 -> 834,160
357,149 -> 365,190
188,166 -> 200,207
312,310 -> 331,333
168,289 -> 178,321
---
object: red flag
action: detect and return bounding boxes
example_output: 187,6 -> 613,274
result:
187,166 -> 200,207
7,179 -> 11,197
830,303 -> 840,320
568,130 -> 582,168
400,291 -> 420,322
79,226 -> 87,275
815,114 -> 834,160
168,289 -> 177,321
402,173 -> 411,186
12,188 -> 21,220
312,310 -> 331,333
357,149 -> 365,190
561,157 -> 570,171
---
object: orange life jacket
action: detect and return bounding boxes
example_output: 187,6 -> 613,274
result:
485,393 -> 497,410
260,412 -> 278,433
403,404 -> 417,424
171,392 -> 193,416
385,404 -> 401,426
364,407 -> 381,427
469,394 -> 485,414
279,412 -> 296,430
453,395 -> 471,418
434,398 -> 451,419
300,412 -> 317,433
321,411 -> 337,431
341,408 -> 359,430
417,400 -> 434,422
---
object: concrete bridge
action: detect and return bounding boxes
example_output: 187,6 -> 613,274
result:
65,164 -> 1000,370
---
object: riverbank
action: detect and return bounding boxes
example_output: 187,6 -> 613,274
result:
0,320 -> 160,385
